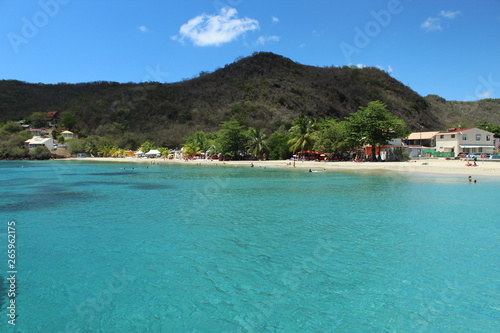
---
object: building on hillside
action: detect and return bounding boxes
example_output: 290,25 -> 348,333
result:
435,128 -> 495,157
25,136 -> 55,151
47,111 -> 59,126
407,131 -> 439,147
27,128 -> 47,136
61,130 -> 74,139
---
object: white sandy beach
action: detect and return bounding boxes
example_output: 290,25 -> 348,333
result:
67,157 -> 500,178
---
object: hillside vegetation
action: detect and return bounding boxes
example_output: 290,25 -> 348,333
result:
1,52 -> 498,147
424,95 -> 500,128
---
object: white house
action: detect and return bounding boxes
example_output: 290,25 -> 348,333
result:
435,128 -> 495,157
25,136 -> 55,151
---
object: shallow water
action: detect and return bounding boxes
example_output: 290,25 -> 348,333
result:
0,161 -> 498,332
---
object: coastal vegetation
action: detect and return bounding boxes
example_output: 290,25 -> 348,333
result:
2,97 -> 499,161
45,100 -> 410,160
1,52 -> 499,160
2,52 -> 499,150
0,122 -> 31,159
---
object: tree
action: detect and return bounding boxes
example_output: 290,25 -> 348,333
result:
247,127 -> 268,159
67,139 -> 86,155
288,115 -> 317,153
314,119 -> 353,157
477,121 -> 500,137
267,130 -> 292,160
29,146 -> 51,160
183,142 -> 201,157
159,147 -> 171,158
184,131 -> 212,157
346,100 -> 410,161
138,140 -> 155,154
60,111 -> 77,130
83,135 -> 111,157
0,128 -> 31,158
0,122 -> 23,135
216,120 -> 246,159
28,112 -> 51,128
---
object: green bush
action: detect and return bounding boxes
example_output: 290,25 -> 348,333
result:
29,146 -> 52,160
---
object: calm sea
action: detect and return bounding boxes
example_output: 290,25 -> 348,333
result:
0,160 -> 498,332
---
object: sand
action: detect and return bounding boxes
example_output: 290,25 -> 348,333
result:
66,157 -> 500,178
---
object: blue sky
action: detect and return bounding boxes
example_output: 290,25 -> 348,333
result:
1,0 -> 499,101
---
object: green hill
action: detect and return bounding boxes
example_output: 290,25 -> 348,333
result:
1,52 -> 498,147
424,94 -> 500,128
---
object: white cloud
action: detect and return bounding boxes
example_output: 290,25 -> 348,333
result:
272,16 -> 279,23
356,64 -> 366,69
377,65 -> 394,74
255,35 -> 279,45
421,10 -> 462,32
138,25 -> 148,32
477,90 -> 492,98
172,8 -> 259,47
440,10 -> 461,19
420,17 -> 443,32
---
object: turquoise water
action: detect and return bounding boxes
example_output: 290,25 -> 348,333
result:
0,160 -> 498,332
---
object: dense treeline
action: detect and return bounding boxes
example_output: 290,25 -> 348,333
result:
62,101 -> 411,161
3,100 -> 499,161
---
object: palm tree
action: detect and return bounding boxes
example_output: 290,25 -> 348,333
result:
138,140 -> 155,154
159,147 -> 171,159
183,142 -> 201,158
288,115 -> 317,153
247,127 -> 268,159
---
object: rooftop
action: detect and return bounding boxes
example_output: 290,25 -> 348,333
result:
407,131 -> 439,140
25,136 -> 52,144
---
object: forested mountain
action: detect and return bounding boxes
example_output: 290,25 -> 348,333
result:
1,52 -> 498,147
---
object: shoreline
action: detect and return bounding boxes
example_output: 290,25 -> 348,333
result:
61,157 -> 500,178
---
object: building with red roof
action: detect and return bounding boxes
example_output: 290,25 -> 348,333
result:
435,128 -> 495,157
